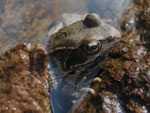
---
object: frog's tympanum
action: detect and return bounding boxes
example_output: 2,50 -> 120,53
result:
48,14 -> 121,113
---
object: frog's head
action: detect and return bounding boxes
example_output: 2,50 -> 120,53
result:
48,14 -> 121,73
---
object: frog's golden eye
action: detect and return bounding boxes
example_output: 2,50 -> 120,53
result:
84,40 -> 101,54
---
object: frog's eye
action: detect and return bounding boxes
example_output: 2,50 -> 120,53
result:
84,40 -> 101,54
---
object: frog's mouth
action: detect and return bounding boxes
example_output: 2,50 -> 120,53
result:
64,46 -> 110,74
49,48 -> 87,72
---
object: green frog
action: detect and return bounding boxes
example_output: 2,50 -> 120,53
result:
48,13 -> 121,113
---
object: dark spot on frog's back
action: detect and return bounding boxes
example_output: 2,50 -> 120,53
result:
83,14 -> 101,28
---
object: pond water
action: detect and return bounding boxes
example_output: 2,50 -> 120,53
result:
0,0 -> 132,54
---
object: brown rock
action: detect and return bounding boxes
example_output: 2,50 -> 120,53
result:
0,43 -> 51,113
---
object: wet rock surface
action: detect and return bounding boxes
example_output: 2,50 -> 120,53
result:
0,43 -> 51,113
72,0 -> 150,113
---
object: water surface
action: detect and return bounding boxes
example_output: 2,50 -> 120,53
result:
0,0 -> 132,54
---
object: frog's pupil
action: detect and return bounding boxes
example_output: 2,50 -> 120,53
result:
85,41 -> 100,52
89,45 -> 97,50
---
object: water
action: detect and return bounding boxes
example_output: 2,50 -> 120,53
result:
0,0 -> 132,54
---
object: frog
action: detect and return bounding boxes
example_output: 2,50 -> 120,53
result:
48,13 -> 121,113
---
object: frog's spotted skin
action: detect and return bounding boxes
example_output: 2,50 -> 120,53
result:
48,13 -> 121,113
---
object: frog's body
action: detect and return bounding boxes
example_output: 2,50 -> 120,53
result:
48,13 -> 121,113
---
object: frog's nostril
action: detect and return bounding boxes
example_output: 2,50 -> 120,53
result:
117,37 -> 121,40
108,36 -> 113,41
